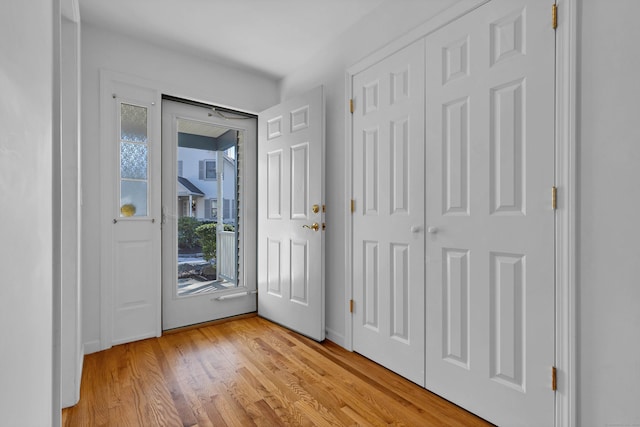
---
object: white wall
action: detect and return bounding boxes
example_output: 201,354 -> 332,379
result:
578,1 -> 640,425
0,1 -> 55,425
280,0 -> 459,344
81,24 -> 279,352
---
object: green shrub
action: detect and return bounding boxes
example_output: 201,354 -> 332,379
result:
177,217 -> 201,250
196,223 -> 235,261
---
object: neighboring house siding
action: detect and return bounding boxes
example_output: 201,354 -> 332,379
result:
178,146 -> 236,221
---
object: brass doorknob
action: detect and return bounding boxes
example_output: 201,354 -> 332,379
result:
302,222 -> 320,232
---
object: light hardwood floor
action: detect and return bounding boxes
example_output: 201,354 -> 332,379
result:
62,316 -> 492,426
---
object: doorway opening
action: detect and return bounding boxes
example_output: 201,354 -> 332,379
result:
175,118 -> 239,296
162,96 -> 258,331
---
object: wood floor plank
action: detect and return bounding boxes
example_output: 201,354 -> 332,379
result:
63,316 -> 492,426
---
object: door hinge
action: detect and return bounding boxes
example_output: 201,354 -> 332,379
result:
552,4 -> 558,30
349,99 -> 354,114
552,186 -> 558,210
552,366 -> 558,391
349,299 -> 354,313
350,199 -> 355,213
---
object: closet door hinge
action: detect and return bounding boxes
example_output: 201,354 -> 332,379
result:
552,186 -> 558,210
350,199 -> 355,213
349,299 -> 354,313
349,99 -> 354,114
552,366 -> 558,391
552,4 -> 558,30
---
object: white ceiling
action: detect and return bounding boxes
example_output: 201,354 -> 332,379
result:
78,0 -> 392,79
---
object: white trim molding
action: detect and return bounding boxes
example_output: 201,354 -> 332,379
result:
554,0 -> 578,425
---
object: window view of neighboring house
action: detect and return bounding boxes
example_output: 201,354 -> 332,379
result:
177,138 -> 237,296
175,126 -> 239,295
177,148 -> 236,222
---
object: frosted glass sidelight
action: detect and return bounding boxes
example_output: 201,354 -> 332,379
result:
121,142 -> 148,180
121,103 -> 148,143
119,102 -> 149,217
120,180 -> 148,217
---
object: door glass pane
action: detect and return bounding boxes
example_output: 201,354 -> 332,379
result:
120,180 -> 148,216
120,142 -> 148,179
119,102 -> 148,217
176,118 -> 239,296
121,104 -> 148,142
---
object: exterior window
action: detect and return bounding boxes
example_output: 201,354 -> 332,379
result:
206,160 -> 216,179
177,160 -> 183,177
199,159 -> 216,180
204,198 -> 217,220
211,199 -> 218,218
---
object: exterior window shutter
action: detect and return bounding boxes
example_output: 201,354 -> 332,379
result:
199,160 -> 204,180
204,199 -> 211,219
178,160 -> 183,177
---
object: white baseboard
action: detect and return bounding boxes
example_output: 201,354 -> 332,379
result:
83,339 -> 101,355
325,328 -> 346,348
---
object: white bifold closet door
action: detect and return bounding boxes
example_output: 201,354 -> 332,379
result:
352,40 -> 426,386
351,0 -> 556,424
425,0 -> 555,425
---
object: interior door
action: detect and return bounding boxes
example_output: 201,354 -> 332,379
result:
161,100 -> 257,330
257,86 -> 325,341
425,0 -> 555,425
351,40 -> 426,385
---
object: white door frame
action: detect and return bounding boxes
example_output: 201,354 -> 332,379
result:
344,1 -> 577,425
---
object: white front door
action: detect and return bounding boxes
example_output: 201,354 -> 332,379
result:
257,86 -> 325,341
101,77 -> 162,346
161,100 -> 257,330
425,0 -> 555,425
351,40 -> 426,385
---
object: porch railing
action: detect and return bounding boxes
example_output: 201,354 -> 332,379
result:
217,230 -> 236,282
